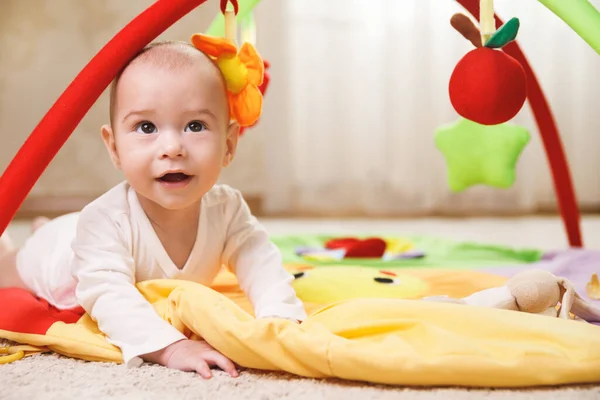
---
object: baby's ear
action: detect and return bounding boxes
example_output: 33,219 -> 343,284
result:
223,121 -> 240,167
101,125 -> 121,169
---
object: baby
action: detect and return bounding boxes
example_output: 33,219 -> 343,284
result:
0,41 -> 306,378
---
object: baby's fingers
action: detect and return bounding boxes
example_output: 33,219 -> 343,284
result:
205,352 -> 238,377
195,360 -> 213,379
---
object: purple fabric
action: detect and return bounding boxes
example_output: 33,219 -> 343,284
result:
383,250 -> 426,260
295,246 -> 425,260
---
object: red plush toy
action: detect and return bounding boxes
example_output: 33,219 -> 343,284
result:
448,15 -> 527,126
325,237 -> 387,258
449,47 -> 526,125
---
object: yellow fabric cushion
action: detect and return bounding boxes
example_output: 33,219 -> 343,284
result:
154,279 -> 600,387
2,270 -> 600,387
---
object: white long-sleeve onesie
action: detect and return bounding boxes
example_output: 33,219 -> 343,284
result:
16,182 -> 306,366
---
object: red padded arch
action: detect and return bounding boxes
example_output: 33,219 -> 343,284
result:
0,0 -> 207,235
458,0 -> 582,247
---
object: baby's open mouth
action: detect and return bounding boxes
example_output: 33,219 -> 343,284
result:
157,172 -> 192,183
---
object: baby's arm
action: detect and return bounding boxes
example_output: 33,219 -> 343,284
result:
71,207 -> 236,377
221,190 -> 307,322
71,207 -> 187,365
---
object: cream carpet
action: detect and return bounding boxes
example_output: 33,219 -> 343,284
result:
2,216 -> 600,399
1,352 -> 599,400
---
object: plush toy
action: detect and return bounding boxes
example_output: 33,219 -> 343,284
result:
295,237 -> 425,261
448,11 -> 527,126
587,273 -> 600,299
290,265 -> 507,305
206,5 -> 270,136
424,269 -> 600,323
191,8 -> 264,127
434,118 -> 530,191
436,6 -> 530,192
291,266 -> 430,304
239,59 -> 270,136
325,237 -> 388,258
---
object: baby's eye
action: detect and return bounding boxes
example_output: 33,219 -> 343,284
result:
136,122 -> 157,134
185,121 -> 206,133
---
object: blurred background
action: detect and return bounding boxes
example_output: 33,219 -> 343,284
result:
1,0 -> 599,219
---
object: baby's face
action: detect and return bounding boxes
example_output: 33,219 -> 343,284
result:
107,57 -> 234,211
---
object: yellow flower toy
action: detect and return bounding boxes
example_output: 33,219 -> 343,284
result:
191,10 -> 264,127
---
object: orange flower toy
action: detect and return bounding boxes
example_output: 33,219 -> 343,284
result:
191,7 -> 264,127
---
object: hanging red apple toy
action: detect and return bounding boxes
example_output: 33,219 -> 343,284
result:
448,15 -> 527,126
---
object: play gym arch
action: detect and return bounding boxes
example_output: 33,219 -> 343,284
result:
0,0 -> 598,247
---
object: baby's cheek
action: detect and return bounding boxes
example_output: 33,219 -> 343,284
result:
198,153 -> 223,175
194,140 -> 225,163
120,157 -> 150,183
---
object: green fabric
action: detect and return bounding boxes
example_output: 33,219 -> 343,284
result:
435,118 -> 530,192
239,12 -> 256,44
485,18 -> 520,48
271,234 -> 543,269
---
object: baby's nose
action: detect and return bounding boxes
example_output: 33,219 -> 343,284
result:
160,132 -> 185,159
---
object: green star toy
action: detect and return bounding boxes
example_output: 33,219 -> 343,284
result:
435,118 -> 530,192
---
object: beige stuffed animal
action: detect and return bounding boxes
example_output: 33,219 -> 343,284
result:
424,269 -> 600,323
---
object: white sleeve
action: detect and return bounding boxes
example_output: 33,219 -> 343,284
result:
71,207 -> 186,366
221,190 -> 307,322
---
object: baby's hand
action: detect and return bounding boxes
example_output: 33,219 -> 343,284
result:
142,339 -> 238,379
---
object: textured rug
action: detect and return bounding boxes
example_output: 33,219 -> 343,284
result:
1,349 -> 599,400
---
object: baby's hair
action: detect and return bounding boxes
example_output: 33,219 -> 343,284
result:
108,40 -> 223,126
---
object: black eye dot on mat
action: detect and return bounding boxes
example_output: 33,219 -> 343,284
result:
293,272 -> 305,279
374,277 -> 394,284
